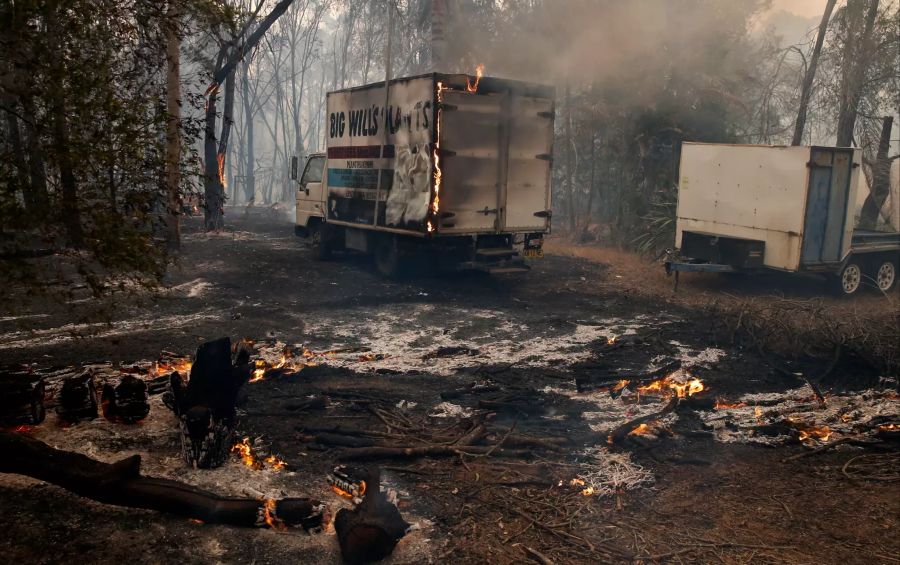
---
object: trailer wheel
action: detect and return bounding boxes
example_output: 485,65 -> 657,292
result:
873,259 -> 897,292
374,235 -> 401,277
832,261 -> 863,296
309,222 -> 331,260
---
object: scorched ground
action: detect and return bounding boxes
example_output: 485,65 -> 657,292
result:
0,211 -> 897,564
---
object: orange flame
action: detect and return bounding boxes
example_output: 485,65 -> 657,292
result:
153,358 -> 192,376
797,425 -> 832,442
231,437 -> 287,471
466,64 -> 485,93
629,423 -> 655,436
216,153 -> 227,188
262,498 -> 286,531
878,423 -> 899,431
432,82 -> 448,221
611,379 -> 630,392
636,372 -> 705,398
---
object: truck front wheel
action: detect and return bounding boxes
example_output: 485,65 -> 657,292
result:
309,222 -> 332,260
873,259 -> 897,292
831,260 -> 863,296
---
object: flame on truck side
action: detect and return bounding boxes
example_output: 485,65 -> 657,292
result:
429,82 -> 449,233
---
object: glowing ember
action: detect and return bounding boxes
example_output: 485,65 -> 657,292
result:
262,498 -> 286,531
216,153 -> 227,188
607,336 -> 617,345
636,371 -> 705,398
331,480 -> 367,500
466,63 -> 485,93
878,423 -> 900,431
714,399 -> 746,410
611,379 -> 630,392
264,455 -> 287,470
432,81 -> 448,220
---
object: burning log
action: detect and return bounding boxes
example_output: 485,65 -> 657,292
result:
58,372 -> 99,422
167,337 -> 253,468
0,372 -> 46,426
575,360 -> 682,393
0,431 -> 324,529
607,397 -> 679,445
334,467 -> 410,564
101,375 -> 150,423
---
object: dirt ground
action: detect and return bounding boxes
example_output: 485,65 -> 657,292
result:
1,211 -> 897,564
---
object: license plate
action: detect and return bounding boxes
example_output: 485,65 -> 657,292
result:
524,248 -> 544,259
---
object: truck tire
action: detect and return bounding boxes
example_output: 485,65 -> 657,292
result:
831,260 -> 863,296
309,222 -> 332,261
872,258 -> 897,292
374,234 -> 401,277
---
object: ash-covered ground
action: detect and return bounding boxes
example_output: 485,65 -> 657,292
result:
0,211 -> 897,564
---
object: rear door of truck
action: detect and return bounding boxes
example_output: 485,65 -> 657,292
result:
439,84 -> 553,233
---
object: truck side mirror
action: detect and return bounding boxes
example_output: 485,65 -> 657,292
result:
290,156 -> 298,180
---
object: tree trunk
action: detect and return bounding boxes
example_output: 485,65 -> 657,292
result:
858,116 -> 894,229
241,61 -> 255,203
20,95 -> 49,210
203,83 -> 223,230
164,1 -> 182,251
3,106 -> 33,210
836,0 -> 879,147
792,0 -> 836,146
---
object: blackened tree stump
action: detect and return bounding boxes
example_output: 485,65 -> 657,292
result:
334,467 -> 410,564
0,371 -> 46,426
167,337 -> 252,468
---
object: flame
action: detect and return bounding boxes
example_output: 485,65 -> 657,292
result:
153,358 -> 192,376
636,371 -> 705,398
878,423 -> 899,431
611,379 -> 630,392
607,336 -> 617,345
231,437 -> 287,471
466,64 -> 485,93
216,153 -> 227,188
629,423 -> 655,436
431,82 -> 447,222
569,478 -> 585,486
262,498 -> 286,531
12,425 -> 33,434
754,406 -> 763,423
714,399 -> 746,410
581,486 -> 595,496
797,425 -> 832,442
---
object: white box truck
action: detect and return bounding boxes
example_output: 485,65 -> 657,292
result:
666,142 -> 899,295
292,72 -> 554,276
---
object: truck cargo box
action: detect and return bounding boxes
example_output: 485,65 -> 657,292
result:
675,143 -> 862,272
324,73 -> 554,236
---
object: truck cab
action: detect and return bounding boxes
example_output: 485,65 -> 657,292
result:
294,152 -> 326,235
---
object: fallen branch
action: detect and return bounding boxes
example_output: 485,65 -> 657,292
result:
0,432 -> 325,529
607,397 -> 678,445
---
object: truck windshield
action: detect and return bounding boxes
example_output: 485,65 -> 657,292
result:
302,156 -> 325,184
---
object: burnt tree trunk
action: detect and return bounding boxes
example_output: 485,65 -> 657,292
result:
835,0 -> 879,147
0,373 -> 46,426
334,467 -> 409,564
0,432 -> 324,529
792,0 -> 837,146
167,337 -> 252,468
859,116 -> 894,229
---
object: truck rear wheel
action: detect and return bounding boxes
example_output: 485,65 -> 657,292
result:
873,259 -> 897,292
831,260 -> 863,296
374,235 -> 402,277
309,222 -> 332,261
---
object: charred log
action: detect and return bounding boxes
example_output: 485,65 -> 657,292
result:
58,372 -> 99,422
101,375 -> 150,423
167,337 -> 253,468
0,372 -> 46,426
607,397 -> 679,445
0,431 -> 324,529
334,467 -> 410,564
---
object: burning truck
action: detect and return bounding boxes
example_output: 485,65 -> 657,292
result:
292,70 -> 554,276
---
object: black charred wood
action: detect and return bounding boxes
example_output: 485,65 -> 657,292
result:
575,360 -> 682,393
102,375 -> 150,423
334,467 -> 410,564
57,372 -> 98,422
0,431 -> 325,529
0,372 -> 46,426
167,337 -> 253,468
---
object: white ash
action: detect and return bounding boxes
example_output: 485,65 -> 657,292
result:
652,341 -> 726,369
572,446 -> 654,496
299,304 -> 658,376
164,277 -> 214,298
543,384 -> 676,435
428,402 -> 473,419
699,387 -> 899,446
0,310 -> 220,350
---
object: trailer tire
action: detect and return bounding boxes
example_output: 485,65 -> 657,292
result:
872,258 -> 897,292
374,235 -> 402,277
309,222 -> 332,261
831,260 -> 863,296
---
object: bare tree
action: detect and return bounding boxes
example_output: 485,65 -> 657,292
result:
792,0 -> 836,146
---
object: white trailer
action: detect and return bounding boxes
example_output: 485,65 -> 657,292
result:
667,142 -> 899,295
292,72 -> 554,276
